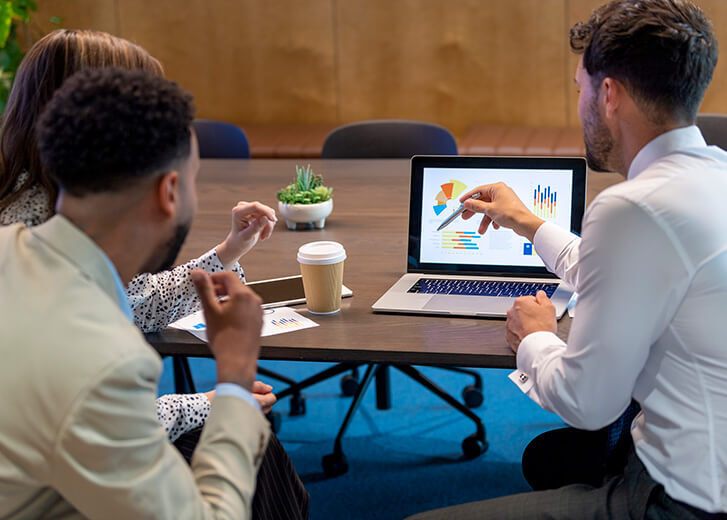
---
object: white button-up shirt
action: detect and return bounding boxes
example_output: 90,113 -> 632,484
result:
517,126 -> 727,513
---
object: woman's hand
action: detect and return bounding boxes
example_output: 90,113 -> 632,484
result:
215,201 -> 277,268
251,381 -> 277,414
204,381 -> 277,415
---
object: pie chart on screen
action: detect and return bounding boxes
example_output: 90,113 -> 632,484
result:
433,179 -> 468,216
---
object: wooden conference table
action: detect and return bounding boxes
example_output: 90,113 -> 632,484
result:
147,158 -> 621,473
148,158 -> 621,367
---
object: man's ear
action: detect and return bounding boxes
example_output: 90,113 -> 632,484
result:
601,77 -> 623,120
155,170 -> 179,218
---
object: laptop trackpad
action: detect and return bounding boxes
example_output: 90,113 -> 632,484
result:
422,295 -> 513,314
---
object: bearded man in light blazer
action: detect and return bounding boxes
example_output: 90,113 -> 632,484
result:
0,67 -> 270,518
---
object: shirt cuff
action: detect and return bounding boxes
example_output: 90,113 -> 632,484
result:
207,248 -> 246,280
215,382 -> 261,412
533,221 -> 578,274
516,330 -> 567,373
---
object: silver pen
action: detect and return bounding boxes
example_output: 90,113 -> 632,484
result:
436,192 -> 482,232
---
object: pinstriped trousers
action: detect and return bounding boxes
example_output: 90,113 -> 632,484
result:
174,428 -> 309,520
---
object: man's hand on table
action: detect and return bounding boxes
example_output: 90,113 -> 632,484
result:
459,182 -> 545,242
205,381 -> 277,414
506,291 -> 557,353
191,270 -> 263,391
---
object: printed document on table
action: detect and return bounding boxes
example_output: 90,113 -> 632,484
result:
169,307 -> 318,342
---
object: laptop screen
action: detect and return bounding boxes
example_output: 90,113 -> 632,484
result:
409,156 -> 587,276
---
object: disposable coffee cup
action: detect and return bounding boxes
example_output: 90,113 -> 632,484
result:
297,241 -> 347,315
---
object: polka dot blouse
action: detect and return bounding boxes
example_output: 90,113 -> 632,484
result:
1,175 -> 245,441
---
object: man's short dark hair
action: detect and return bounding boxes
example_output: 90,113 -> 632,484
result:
37,67 -> 194,196
570,0 -> 718,123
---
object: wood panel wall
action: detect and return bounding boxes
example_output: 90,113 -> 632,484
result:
33,0 -> 727,135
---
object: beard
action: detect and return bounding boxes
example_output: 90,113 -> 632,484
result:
140,220 -> 192,275
582,95 -> 615,173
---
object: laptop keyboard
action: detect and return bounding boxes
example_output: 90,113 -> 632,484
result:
408,278 -> 559,298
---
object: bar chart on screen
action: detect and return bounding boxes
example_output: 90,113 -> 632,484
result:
532,184 -> 558,220
440,230 -> 482,250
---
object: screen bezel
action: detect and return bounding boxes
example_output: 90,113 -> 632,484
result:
408,155 -> 587,277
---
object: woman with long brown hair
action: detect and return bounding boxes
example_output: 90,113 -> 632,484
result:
0,30 -> 164,220
0,29 -> 308,519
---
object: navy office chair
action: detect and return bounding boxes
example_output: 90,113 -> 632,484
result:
322,119 -> 458,158
272,120 -> 486,477
697,114 -> 727,150
193,119 -> 250,159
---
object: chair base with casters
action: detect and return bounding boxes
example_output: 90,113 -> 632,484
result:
274,362 -> 489,477
171,355 -> 487,466
315,119 -> 487,472
339,365 -> 483,409
432,366 -> 484,408
258,365 -> 363,418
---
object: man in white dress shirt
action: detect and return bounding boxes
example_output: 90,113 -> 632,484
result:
0,67 -> 270,518
411,0 -> 727,518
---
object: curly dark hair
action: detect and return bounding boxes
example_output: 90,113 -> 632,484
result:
570,0 -> 718,124
36,67 -> 194,196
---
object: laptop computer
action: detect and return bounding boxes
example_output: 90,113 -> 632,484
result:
372,155 -> 587,318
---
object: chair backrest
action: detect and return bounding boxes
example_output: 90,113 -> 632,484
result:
696,114 -> 727,150
193,119 -> 250,159
321,119 -> 458,159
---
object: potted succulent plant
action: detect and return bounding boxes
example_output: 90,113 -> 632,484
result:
277,164 -> 334,230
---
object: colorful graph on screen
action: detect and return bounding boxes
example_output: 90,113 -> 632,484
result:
441,231 -> 481,250
433,179 -> 468,216
532,184 -> 558,219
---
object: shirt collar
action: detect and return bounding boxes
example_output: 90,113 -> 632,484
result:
628,125 -> 707,180
30,215 -> 133,322
100,251 -> 134,322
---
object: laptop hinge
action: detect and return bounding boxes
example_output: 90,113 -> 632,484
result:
407,268 -> 559,279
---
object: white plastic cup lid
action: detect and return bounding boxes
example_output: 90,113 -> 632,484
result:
297,241 -> 347,265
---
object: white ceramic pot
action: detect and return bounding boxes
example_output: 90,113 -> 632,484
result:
278,199 -> 333,230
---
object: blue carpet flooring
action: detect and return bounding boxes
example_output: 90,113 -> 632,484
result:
158,358 -> 564,520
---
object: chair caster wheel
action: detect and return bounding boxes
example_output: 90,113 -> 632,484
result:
340,374 -> 359,397
322,452 -> 349,477
267,411 -> 282,433
289,394 -> 306,416
462,384 -> 484,408
462,434 -> 488,460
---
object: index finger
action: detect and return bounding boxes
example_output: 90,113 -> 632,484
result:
459,184 -> 498,203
